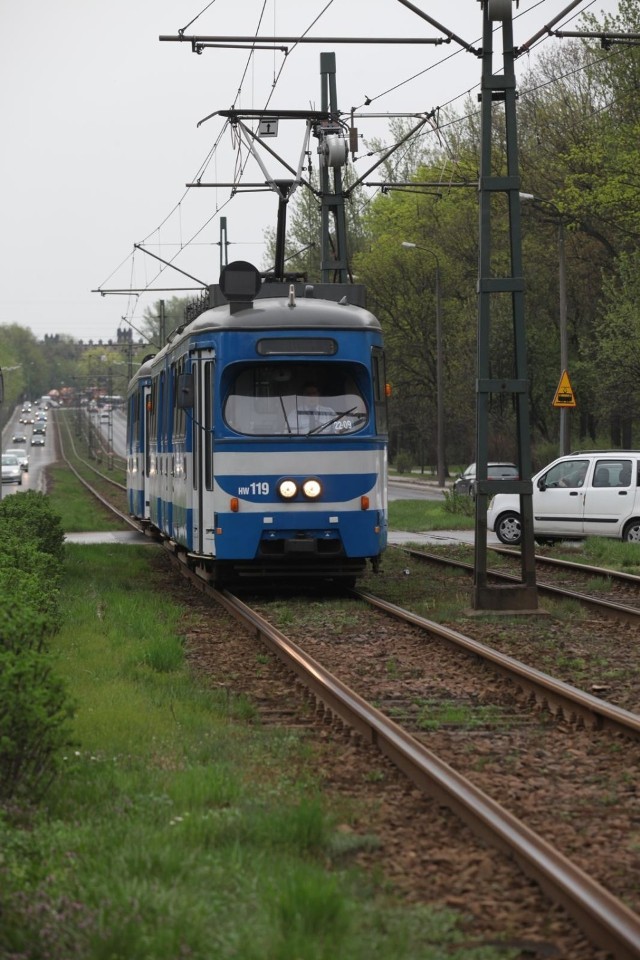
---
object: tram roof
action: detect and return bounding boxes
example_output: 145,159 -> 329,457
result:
189,290 -> 382,334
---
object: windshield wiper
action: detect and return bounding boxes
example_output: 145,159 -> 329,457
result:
306,407 -> 364,437
278,394 -> 292,434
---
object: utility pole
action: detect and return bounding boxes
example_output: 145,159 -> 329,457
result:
474,0 -> 538,611
159,300 -> 166,345
558,219 -> 570,456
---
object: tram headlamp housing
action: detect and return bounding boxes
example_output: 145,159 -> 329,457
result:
278,478 -> 298,500
302,478 -> 322,500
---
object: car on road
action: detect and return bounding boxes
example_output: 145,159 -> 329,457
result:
11,433 -> 27,444
2,454 -> 23,485
453,461 -> 518,497
30,435 -> 45,447
488,451 -> 640,545
5,448 -> 29,472
32,424 -> 46,436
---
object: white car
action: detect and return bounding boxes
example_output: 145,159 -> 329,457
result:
2,454 -> 23,485
5,448 -> 29,472
488,451 -> 640,545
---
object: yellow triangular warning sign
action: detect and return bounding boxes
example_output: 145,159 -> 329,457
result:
553,370 -> 576,408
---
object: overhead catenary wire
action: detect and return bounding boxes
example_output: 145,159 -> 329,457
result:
100,0 -> 626,335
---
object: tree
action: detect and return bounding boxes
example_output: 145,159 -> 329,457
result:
589,250 -> 640,444
141,296 -> 191,347
354,170 -> 481,471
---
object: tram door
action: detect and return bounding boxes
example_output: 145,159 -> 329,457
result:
191,354 -> 215,556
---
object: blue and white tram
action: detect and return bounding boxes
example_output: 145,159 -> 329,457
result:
126,262 -> 388,585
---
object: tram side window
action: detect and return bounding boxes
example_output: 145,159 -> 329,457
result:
372,348 -> 388,435
172,358 -> 187,439
149,378 -> 159,443
127,395 -> 135,447
224,363 -> 367,436
132,393 -> 140,448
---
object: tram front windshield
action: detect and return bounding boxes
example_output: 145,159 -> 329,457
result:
224,364 -> 367,436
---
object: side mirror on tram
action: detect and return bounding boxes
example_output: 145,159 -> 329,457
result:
177,373 -> 194,409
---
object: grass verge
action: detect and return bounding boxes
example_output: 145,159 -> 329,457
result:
388,496 -> 474,533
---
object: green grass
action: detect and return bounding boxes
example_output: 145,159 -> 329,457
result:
388,497 -> 474,532
551,535 -> 640,574
48,464 -> 127,532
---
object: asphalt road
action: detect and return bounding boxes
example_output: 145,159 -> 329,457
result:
1,407 -> 56,498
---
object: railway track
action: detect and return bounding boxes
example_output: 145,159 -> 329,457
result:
55,411 -> 640,958
396,543 -> 640,625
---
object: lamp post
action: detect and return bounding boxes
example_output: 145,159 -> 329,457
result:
401,241 -> 445,487
520,193 -> 569,456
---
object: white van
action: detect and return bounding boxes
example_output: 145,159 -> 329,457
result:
488,451 -> 640,545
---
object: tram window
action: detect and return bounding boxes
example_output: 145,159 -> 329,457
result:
224,363 -> 367,436
172,359 -> 187,438
372,347 -> 388,435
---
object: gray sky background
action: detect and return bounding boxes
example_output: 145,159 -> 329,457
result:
0,0 -> 620,345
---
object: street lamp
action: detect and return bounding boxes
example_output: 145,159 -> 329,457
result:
401,241 -> 445,487
520,193 -> 569,456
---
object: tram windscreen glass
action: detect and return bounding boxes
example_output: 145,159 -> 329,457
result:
224,363 -> 367,436
257,338 -> 337,356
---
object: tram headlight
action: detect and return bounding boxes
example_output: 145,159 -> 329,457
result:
278,478 -> 298,500
302,478 -> 322,500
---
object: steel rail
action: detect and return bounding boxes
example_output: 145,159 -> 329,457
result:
57,412 -> 127,493
55,416 -> 140,531
396,545 -> 640,626
354,587 -> 640,740
200,582 -> 640,960
491,544 -> 640,585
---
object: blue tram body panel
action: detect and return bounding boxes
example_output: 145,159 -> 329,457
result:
126,268 -> 388,582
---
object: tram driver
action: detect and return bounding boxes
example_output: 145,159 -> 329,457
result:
296,383 -> 336,434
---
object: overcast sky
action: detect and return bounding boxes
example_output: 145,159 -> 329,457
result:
0,0 -> 620,345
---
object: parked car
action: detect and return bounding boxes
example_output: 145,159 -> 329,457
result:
488,451 -> 640,545
453,461 -> 519,497
2,454 -> 23,485
30,435 -> 45,447
11,433 -> 27,444
5,448 -> 29,471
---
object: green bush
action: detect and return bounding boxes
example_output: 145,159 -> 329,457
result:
0,533 -> 60,589
394,451 -> 415,474
0,490 -> 65,564
0,492 -> 73,804
0,569 -> 60,651
443,489 -> 475,516
0,648 -> 75,802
